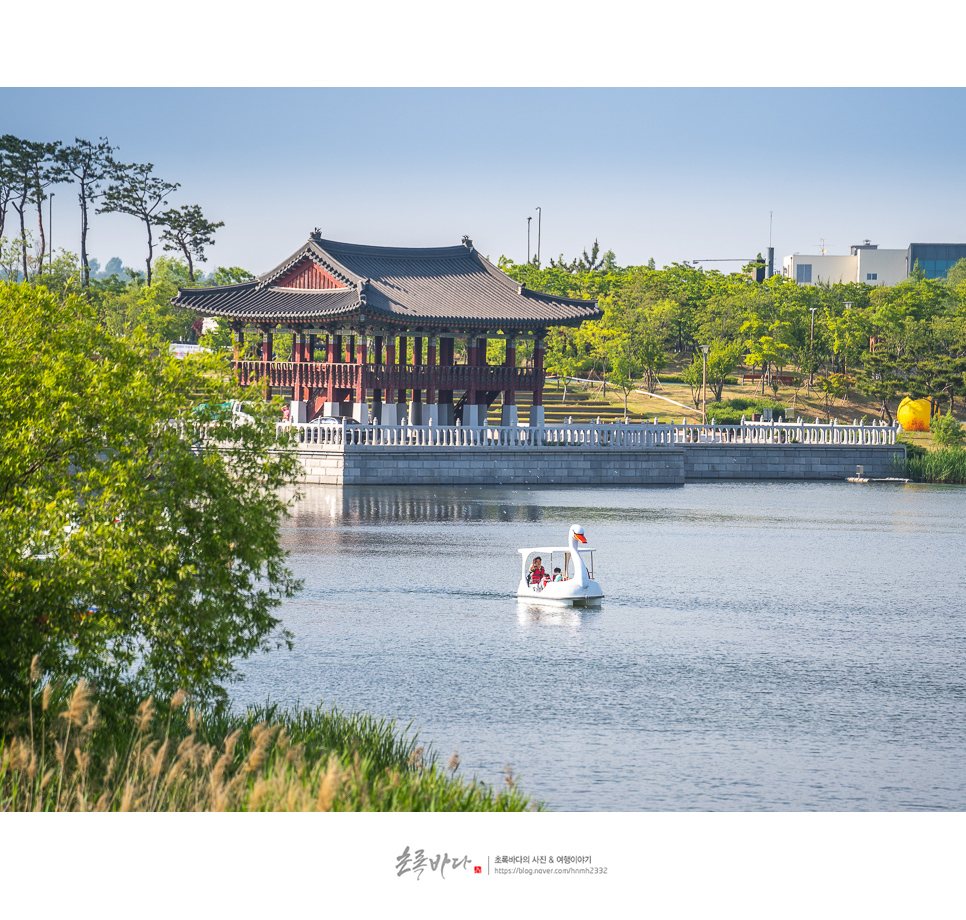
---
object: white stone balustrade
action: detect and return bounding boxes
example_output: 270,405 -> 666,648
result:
274,417 -> 901,452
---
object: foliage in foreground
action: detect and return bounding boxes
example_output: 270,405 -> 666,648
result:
0,281 -> 301,722
0,675 -> 540,812
904,445 -> 966,484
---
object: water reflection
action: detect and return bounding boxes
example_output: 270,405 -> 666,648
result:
515,602 -> 598,631
284,485 -> 548,525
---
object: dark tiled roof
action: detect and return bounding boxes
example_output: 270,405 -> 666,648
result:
174,284 -> 358,321
173,234 -> 601,329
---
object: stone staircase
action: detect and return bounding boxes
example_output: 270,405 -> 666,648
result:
486,382 -> 642,425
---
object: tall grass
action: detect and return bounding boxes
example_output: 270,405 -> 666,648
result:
905,446 -> 966,484
0,664 -> 542,812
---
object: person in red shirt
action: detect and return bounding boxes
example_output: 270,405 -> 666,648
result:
528,556 -> 547,587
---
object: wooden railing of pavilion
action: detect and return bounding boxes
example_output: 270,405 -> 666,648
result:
234,361 -> 536,393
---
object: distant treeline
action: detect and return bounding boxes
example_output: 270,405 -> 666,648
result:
0,134 -> 222,286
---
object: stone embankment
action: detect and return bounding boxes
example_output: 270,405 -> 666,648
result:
281,420 -> 905,487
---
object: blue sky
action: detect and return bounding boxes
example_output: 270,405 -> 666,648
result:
3,87 -> 966,275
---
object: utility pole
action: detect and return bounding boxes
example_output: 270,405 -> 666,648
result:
535,206 -> 541,266
527,216 -> 532,264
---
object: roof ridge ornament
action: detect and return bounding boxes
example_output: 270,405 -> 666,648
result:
461,235 -> 474,250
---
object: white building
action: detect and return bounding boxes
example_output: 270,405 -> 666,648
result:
782,242 -> 908,287
783,241 -> 966,286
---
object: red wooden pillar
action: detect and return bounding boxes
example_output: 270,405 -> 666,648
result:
326,333 -> 337,404
373,335 -> 384,405
293,331 -> 312,401
261,329 -> 273,400
476,336 -> 488,395
466,336 -> 477,407
504,335 -> 516,406
397,335 -> 408,406
292,330 -> 302,400
233,327 -> 243,362
437,336 -> 454,424
304,332 -> 316,405
356,335 -> 367,405
412,336 -> 423,406
386,336 -> 396,401
439,337 -> 454,395
533,334 -> 545,407
426,335 -> 437,408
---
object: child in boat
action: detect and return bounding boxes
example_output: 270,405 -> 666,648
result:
552,567 -> 565,582
528,557 -> 547,586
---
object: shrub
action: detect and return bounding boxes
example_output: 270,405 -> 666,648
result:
932,411 -> 966,448
705,398 -> 788,425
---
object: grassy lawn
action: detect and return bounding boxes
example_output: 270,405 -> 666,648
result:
549,357 -> 957,448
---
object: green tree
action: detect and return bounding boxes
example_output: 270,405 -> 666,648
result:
26,138 -> 66,269
856,346 -> 902,424
99,161 -> 180,285
607,348 -> 639,417
692,338 -> 744,402
57,137 -> 116,287
0,281 -> 301,721
633,325 -> 668,391
97,256 -> 198,342
208,265 -> 255,286
0,138 -> 16,241
817,372 -> 850,416
744,333 -> 792,393
159,204 -> 224,282
1,135 -> 41,280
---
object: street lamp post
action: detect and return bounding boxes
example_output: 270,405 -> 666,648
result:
700,344 -> 710,424
535,206 -> 541,266
527,216 -> 532,264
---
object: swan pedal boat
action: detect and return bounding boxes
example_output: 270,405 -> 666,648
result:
517,524 -> 603,607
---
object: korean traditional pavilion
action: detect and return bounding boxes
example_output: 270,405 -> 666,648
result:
172,232 -> 602,426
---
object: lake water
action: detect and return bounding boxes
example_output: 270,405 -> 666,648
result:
231,481 -> 966,811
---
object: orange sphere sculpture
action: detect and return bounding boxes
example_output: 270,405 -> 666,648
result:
897,397 -> 931,431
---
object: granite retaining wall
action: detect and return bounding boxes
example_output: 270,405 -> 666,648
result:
683,445 -> 904,481
295,444 -> 905,486
301,448 -> 686,486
